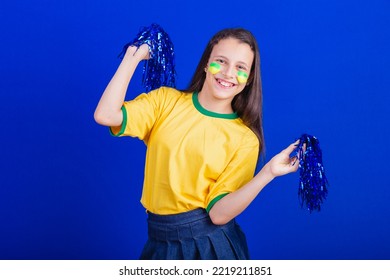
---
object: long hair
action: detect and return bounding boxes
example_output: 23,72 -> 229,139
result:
185,28 -> 264,154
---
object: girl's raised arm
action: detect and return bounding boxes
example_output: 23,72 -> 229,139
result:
94,44 -> 149,127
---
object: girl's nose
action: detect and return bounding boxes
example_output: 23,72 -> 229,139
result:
221,65 -> 235,78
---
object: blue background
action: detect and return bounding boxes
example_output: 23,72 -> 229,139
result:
1,0 -> 389,259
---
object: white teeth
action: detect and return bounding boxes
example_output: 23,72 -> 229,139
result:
217,79 -> 234,87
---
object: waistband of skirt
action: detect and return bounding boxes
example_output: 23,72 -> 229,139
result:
146,208 -> 237,241
146,208 -> 208,226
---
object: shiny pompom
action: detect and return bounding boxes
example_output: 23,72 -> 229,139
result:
118,23 -> 176,92
295,134 -> 328,212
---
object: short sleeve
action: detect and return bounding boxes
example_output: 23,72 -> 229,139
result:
109,87 -> 164,142
205,130 -> 259,211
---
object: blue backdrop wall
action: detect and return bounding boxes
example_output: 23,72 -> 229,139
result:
1,0 -> 389,259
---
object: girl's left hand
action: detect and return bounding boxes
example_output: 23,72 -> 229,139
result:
266,141 -> 301,178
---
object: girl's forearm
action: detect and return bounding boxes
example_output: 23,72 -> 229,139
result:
209,163 -> 275,225
209,141 -> 299,225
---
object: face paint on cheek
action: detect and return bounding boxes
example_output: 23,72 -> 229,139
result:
208,62 -> 221,75
237,71 -> 249,84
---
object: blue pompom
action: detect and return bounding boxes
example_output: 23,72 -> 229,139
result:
295,134 -> 328,212
119,23 -> 176,92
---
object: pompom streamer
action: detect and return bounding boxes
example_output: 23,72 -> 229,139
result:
118,23 -> 176,92
295,134 -> 328,212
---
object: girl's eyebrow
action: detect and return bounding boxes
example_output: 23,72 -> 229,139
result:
213,55 -> 249,67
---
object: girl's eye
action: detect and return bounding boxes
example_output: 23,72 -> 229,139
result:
216,59 -> 225,64
237,65 -> 247,71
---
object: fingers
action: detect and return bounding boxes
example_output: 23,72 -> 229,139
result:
298,142 -> 306,160
282,140 -> 300,155
126,45 -> 138,55
138,44 -> 151,60
290,155 -> 298,167
127,44 -> 150,60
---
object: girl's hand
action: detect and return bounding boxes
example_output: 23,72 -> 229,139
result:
266,141 -> 301,178
125,44 -> 150,61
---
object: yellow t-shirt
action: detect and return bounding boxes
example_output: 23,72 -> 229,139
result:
110,87 -> 259,214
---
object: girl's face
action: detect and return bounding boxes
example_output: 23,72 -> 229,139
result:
201,37 -> 254,108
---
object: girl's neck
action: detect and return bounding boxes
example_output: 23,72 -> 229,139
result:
197,90 -> 234,114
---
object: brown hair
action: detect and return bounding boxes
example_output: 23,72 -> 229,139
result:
185,28 -> 264,154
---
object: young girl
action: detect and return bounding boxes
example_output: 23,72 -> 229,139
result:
94,28 -> 299,260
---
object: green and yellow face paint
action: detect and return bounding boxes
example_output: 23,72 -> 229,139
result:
208,62 -> 221,75
237,71 -> 249,84
208,62 -> 248,84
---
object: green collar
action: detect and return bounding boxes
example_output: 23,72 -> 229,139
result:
192,92 -> 239,119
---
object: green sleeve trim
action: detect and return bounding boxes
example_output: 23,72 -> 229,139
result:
206,193 -> 229,212
109,106 -> 127,137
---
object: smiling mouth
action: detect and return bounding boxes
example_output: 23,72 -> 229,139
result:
216,78 -> 236,88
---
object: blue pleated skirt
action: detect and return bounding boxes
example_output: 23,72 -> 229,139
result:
140,208 -> 249,260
